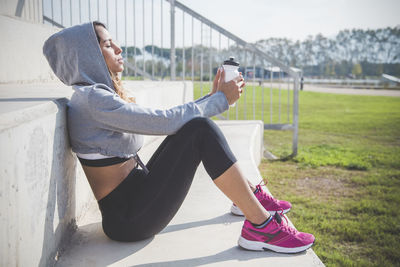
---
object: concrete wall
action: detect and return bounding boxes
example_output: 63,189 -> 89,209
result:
0,81 -> 193,267
0,14 -> 59,84
0,98 -> 78,267
0,0 -> 43,23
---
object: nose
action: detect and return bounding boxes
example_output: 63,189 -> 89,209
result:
113,43 -> 122,55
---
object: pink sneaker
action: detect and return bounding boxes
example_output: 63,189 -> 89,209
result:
238,213 -> 315,253
231,183 -> 291,216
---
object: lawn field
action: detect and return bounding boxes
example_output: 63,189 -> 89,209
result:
194,82 -> 400,266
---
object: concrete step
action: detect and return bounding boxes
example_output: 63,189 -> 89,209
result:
56,121 -> 324,267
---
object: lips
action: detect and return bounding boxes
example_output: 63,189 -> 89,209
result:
117,58 -> 124,64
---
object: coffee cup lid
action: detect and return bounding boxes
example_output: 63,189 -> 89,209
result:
223,57 -> 239,66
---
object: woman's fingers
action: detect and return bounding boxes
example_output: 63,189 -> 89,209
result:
215,67 -> 221,80
212,68 -> 222,94
233,74 -> 244,83
219,68 -> 226,83
215,68 -> 221,81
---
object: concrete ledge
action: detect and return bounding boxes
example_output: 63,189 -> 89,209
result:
0,15 -> 60,83
56,121 -> 324,267
0,81 -> 193,267
0,95 -> 78,267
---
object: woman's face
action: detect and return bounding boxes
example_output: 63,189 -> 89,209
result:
95,26 -> 124,73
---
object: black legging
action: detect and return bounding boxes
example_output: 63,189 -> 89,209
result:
98,117 -> 237,241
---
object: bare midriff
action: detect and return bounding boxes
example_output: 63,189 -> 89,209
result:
82,157 -> 137,201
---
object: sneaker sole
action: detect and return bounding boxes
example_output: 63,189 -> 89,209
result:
238,236 -> 314,253
231,205 -> 290,216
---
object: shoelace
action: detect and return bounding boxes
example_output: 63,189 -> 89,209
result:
257,179 -> 268,186
275,211 -> 298,235
256,185 -> 279,204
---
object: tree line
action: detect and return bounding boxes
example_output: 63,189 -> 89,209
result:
255,27 -> 400,78
122,26 -> 400,78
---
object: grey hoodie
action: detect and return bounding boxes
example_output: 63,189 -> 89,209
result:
43,22 -> 229,158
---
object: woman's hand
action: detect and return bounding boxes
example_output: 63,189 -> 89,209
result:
213,68 -> 245,105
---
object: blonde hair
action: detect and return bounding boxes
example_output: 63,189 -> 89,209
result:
109,71 -> 135,103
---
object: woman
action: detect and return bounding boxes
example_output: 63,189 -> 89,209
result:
43,21 -> 314,253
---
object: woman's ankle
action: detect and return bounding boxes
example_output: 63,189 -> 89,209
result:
250,215 -> 273,228
247,180 -> 256,192
248,213 -> 271,225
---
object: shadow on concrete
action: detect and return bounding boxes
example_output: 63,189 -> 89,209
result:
160,213 -> 244,235
57,222 -> 154,266
147,213 -> 306,266
37,98 -> 77,267
130,246 -> 305,267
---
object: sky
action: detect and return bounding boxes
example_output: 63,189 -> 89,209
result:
178,0 -> 400,42
44,0 -> 400,47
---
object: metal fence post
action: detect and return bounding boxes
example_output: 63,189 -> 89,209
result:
182,10 -> 185,81
124,0 -> 127,77
151,0 -> 154,79
191,15 -> 194,82
200,22 -> 203,95
292,75 -> 299,156
70,0 -> 72,26
170,0 -> 176,80
15,0 -> 25,17
142,0 -> 145,76
133,0 -> 137,77
160,0 -> 163,79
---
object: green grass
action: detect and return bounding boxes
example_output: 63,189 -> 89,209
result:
194,83 -> 400,266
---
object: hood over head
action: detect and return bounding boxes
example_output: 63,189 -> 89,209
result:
43,22 -> 113,88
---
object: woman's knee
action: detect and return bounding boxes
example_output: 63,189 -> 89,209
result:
103,220 -> 155,242
181,117 -> 216,132
175,117 -> 225,150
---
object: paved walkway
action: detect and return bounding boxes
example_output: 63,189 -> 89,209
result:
303,84 -> 400,97
246,82 -> 400,97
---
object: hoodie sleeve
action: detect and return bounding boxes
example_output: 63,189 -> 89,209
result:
194,93 -> 211,103
87,86 -> 229,135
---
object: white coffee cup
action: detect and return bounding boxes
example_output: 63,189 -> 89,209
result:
222,57 -> 240,82
222,57 -> 240,107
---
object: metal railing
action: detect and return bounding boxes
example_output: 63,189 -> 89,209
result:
39,0 -> 299,156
